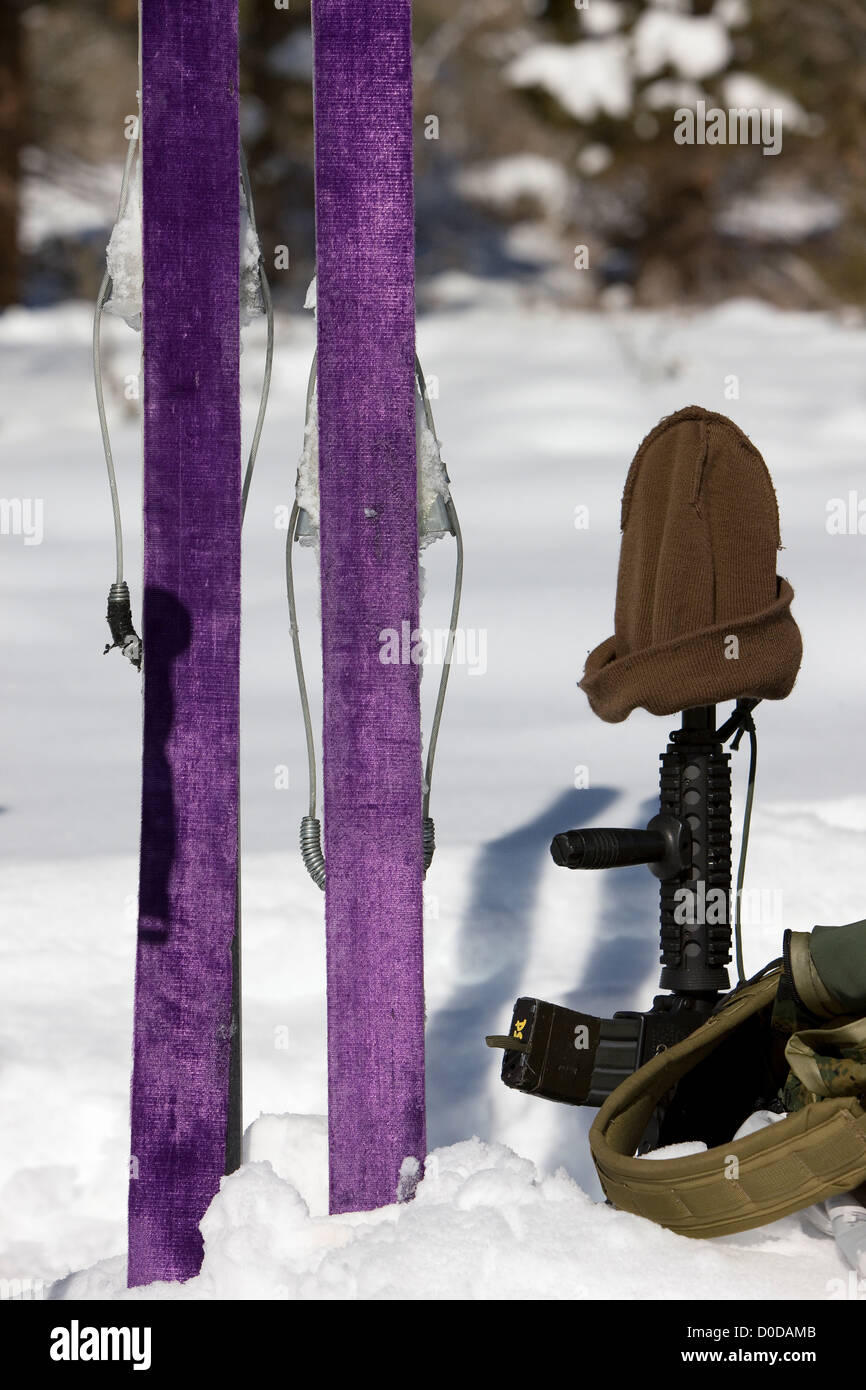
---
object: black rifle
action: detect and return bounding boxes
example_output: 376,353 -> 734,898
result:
487,701 -> 759,1146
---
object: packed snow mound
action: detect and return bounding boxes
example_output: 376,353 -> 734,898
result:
8,299 -> 866,1300
50,1116 -> 849,1302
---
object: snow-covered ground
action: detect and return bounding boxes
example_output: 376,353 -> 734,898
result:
3,289 -> 866,1299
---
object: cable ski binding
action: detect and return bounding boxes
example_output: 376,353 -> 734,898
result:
289,341 -> 463,888
94,125 -> 142,676
94,132 -> 272,681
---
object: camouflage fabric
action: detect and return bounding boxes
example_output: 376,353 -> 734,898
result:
781,1015 -> 866,1112
770,967 -> 817,1039
809,919 -> 866,1015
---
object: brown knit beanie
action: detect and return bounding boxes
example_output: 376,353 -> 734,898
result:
580,406 -> 802,723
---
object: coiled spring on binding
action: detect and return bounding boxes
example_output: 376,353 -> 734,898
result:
300,815 -> 326,890
423,816 -> 435,873
298,813 -> 435,891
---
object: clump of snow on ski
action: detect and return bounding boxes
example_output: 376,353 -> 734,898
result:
105,140 -> 262,334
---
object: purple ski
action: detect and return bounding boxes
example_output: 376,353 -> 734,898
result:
128,0 -> 241,1286
312,0 -> 426,1212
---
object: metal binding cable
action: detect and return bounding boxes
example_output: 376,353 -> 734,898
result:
240,147 -> 274,524
94,125 -> 142,669
288,354 -> 463,889
415,360 -> 464,869
288,355 -> 326,888
94,126 -> 138,588
96,132 -> 272,669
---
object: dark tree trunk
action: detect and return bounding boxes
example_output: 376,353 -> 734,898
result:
0,0 -> 24,309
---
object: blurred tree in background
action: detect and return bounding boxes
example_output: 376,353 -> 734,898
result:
0,1 -> 25,308
238,0 -> 316,301
6,0 -> 866,310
